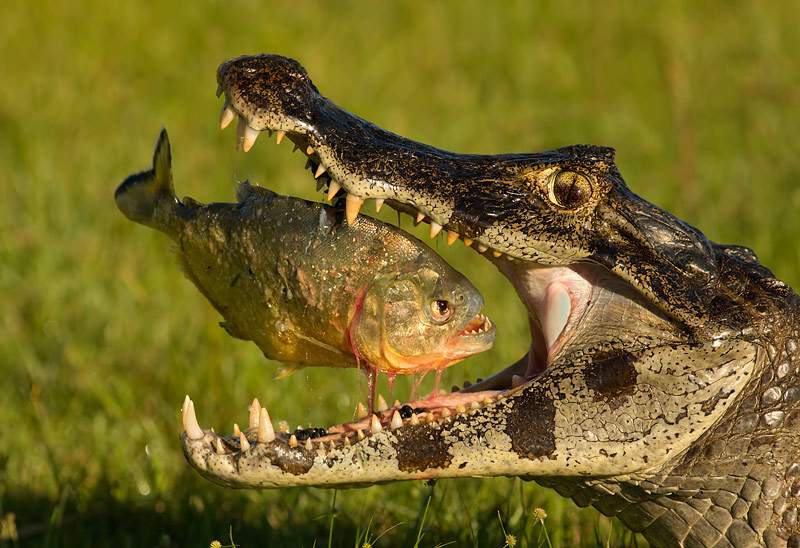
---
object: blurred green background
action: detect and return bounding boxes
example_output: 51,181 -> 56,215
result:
2,1 -> 799,546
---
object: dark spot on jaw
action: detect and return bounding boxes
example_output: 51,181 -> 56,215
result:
584,350 -> 639,409
393,424 -> 452,472
237,443 -> 314,476
505,386 -> 557,459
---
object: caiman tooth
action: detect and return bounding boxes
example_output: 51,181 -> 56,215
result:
345,194 -> 364,225
356,429 -> 365,440
235,117 -> 247,151
182,396 -> 204,440
425,413 -> 435,423
275,130 -> 286,145
233,422 -> 241,437
304,437 -> 313,450
239,432 -> 251,452
343,436 -> 351,446
415,211 -> 425,224
242,124 -> 260,153
477,244 -> 488,253
249,397 -> 261,429
374,198 -> 384,213
214,437 -> 225,455
409,413 -> 419,425
257,407 -> 275,442
376,394 -> 388,412
314,164 -> 327,179
326,180 -> 341,201
447,231 -> 459,245
463,238 -> 474,247
543,284 -> 571,351
219,103 -> 236,130
441,407 -> 452,417
306,145 -> 315,155
492,251 -> 502,258
455,404 -> 466,414
356,401 -> 369,420
370,414 -> 383,434
429,221 -> 443,238
391,410 -> 403,430
289,434 -> 298,448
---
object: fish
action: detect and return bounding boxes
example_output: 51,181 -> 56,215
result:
115,129 -> 495,400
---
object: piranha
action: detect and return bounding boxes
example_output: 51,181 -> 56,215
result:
115,129 -> 495,406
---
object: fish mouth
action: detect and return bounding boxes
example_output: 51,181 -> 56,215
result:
182,69 -> 598,452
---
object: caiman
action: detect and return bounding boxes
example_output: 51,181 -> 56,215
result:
178,54 -> 800,548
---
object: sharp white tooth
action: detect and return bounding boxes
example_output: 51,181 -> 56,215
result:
329,440 -> 336,451
219,104 -> 236,130
463,238 -> 473,247
470,401 -> 480,409
429,222 -> 443,238
455,404 -> 466,414
409,413 -> 419,425
446,231 -> 459,245
543,284 -> 571,351
233,423 -> 241,437
391,410 -> 403,429
289,434 -> 298,447
257,407 -> 275,442
314,164 -> 327,179
356,429 -> 365,440
344,436 -> 351,446
345,194 -> 364,225
394,399 -> 401,407
276,130 -> 286,145
249,397 -> 261,429
306,145 -> 315,155
182,396 -> 204,440
377,394 -> 388,412
215,437 -> 225,455
239,433 -> 250,452
415,211 -> 425,224
442,407 -> 452,417
357,402 -> 369,419
425,413 -> 435,422
242,125 -> 260,152
304,437 -> 313,450
327,180 -> 341,201
236,117 -> 247,151
374,198 -> 384,213
370,414 -> 383,434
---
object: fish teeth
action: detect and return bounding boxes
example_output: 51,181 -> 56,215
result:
327,180 -> 341,201
242,124 -> 260,152
447,231 -> 459,245
220,103 -> 236,130
276,130 -> 286,145
345,194 -> 364,225
429,222 -> 443,238
374,198 -> 384,213
182,395 -> 204,440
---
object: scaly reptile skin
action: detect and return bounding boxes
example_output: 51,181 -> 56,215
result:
177,55 -> 800,547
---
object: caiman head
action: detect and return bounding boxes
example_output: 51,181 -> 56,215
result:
182,54 -> 800,547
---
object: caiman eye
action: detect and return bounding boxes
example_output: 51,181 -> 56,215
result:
429,300 -> 454,323
547,170 -> 593,209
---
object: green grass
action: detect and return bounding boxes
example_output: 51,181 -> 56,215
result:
2,1 -> 799,546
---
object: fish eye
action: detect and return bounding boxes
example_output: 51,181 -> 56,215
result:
429,299 -> 454,323
547,170 -> 593,209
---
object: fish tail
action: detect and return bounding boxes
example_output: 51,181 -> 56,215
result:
115,128 -> 177,226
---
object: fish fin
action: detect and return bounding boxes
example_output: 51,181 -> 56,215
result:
275,363 -> 305,379
115,128 -> 177,225
236,181 -> 278,202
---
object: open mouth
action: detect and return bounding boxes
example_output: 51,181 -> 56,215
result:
179,88 -> 594,456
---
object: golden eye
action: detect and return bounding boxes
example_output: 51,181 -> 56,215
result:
547,170 -> 593,209
429,300 -> 454,323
